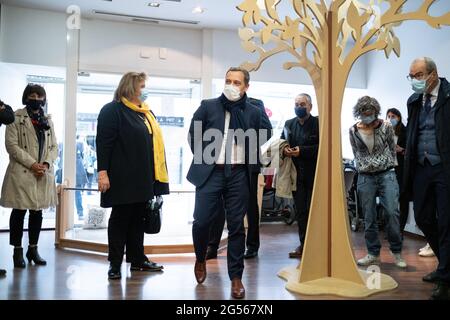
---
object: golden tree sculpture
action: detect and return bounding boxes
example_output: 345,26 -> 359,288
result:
238,0 -> 450,297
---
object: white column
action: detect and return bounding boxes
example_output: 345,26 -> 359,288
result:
63,27 -> 79,230
201,29 -> 213,99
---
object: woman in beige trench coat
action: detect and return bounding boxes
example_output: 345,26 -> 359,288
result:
0,84 -> 58,268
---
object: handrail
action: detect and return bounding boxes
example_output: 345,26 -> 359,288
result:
61,187 -> 195,193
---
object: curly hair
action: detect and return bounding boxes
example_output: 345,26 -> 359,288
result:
353,96 -> 381,119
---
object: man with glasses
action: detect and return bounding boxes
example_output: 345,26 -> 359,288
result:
403,57 -> 450,300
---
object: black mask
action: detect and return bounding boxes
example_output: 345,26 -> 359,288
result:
26,99 -> 44,111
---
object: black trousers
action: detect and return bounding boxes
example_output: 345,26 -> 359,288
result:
395,169 -> 410,232
207,201 -> 225,251
413,160 -> 450,283
293,174 -> 315,247
207,172 -> 260,252
193,166 -> 249,280
398,192 -> 410,232
10,209 -> 43,247
108,202 -> 147,266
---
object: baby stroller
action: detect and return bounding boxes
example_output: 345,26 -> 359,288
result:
260,171 -> 296,225
344,158 -> 361,231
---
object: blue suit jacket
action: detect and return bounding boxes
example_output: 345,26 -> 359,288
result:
187,96 -> 263,187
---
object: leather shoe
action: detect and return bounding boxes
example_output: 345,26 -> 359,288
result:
206,247 -> 218,260
244,249 -> 258,259
194,260 -> 207,284
430,282 -> 450,300
130,260 -> 163,272
289,246 -> 303,258
231,278 -> 245,299
108,264 -> 121,280
423,270 -> 439,283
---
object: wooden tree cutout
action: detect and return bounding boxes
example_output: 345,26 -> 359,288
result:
238,0 -> 450,297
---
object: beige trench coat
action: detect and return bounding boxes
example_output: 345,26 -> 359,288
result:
0,108 -> 58,210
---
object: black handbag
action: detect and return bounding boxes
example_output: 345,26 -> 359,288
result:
144,196 -> 163,234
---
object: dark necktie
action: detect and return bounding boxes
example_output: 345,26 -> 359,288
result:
424,93 -> 432,113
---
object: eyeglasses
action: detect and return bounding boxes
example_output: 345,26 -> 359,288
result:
407,72 -> 428,81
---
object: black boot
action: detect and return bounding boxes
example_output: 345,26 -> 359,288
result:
13,248 -> 26,268
26,246 -> 47,266
108,264 -> 122,280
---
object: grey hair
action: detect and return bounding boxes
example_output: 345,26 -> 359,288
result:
296,93 -> 312,106
353,96 -> 381,118
413,57 -> 437,74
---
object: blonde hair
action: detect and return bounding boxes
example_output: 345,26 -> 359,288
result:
114,72 -> 147,101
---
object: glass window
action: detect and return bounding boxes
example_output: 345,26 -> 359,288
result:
213,79 -> 367,159
0,62 -> 65,230
61,73 -> 201,247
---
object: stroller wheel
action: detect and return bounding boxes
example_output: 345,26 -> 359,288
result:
351,217 -> 359,232
283,205 -> 295,225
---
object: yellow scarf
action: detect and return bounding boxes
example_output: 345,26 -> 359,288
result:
121,97 -> 169,183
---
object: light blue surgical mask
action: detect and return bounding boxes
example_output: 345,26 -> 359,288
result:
390,118 -> 399,127
360,114 -> 376,125
411,78 -> 427,94
140,90 -> 150,102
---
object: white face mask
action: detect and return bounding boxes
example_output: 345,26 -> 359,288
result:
223,84 -> 242,102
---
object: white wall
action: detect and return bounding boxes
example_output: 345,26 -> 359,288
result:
79,19 -> 203,79
212,29 -> 368,89
366,21 -> 450,122
0,5 -> 66,67
0,4 -> 367,89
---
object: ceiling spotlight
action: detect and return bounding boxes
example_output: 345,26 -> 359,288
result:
192,6 -> 205,14
148,2 -> 161,7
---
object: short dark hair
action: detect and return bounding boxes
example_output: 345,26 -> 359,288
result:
22,84 -> 46,105
227,67 -> 250,85
353,96 -> 381,118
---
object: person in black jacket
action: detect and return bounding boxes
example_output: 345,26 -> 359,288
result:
0,99 -> 15,276
0,100 -> 15,126
403,57 -> 450,300
386,108 -> 409,234
96,72 -> 169,280
187,67 -> 263,299
205,97 -> 272,260
281,93 -> 319,259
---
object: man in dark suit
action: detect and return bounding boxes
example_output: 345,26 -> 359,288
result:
281,93 -> 319,259
0,99 -> 15,277
403,57 -> 450,300
205,98 -> 272,260
187,67 -> 264,299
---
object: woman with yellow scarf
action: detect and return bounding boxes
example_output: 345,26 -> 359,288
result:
96,72 -> 169,280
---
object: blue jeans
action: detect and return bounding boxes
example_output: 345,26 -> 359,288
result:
357,170 -> 402,256
75,190 -> 83,217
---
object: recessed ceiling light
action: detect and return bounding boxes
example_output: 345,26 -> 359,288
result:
192,6 -> 205,14
148,2 -> 161,7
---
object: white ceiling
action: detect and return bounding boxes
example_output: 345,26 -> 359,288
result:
1,0 -> 449,30
0,0 -> 255,30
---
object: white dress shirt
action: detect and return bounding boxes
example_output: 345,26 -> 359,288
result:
216,111 -> 245,165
